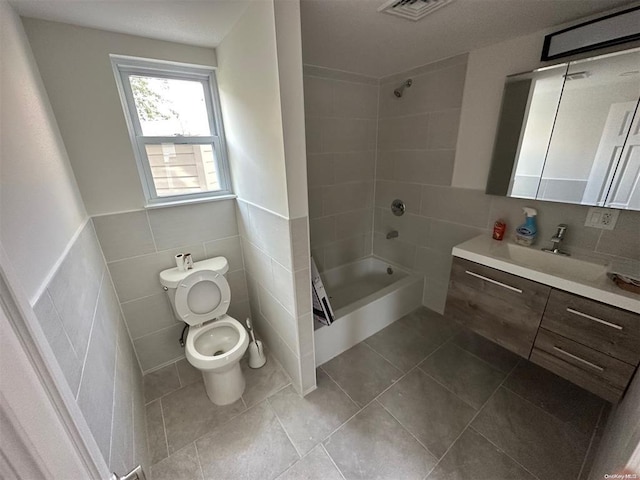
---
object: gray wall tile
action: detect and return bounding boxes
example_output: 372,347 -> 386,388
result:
421,186 -> 492,228
203,235 -> 244,272
48,222 -> 104,360
258,285 -> 298,354
108,244 -> 206,302
33,218 -> 145,472
596,210 -> 640,261
122,293 -> 179,340
148,200 -> 238,251
134,324 -> 185,372
391,150 -> 455,186
33,291 -> 83,393
375,180 -> 422,215
93,210 -> 156,262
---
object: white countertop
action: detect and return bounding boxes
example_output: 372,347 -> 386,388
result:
452,235 -> 640,315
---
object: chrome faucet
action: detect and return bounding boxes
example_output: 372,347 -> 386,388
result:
386,230 -> 399,239
542,224 -> 570,256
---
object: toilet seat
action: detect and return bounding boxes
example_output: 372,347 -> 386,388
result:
174,270 -> 230,325
186,315 -> 249,371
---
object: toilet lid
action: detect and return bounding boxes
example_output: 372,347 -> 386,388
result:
174,270 -> 230,325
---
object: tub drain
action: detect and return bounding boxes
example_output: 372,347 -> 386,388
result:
387,267 -> 394,275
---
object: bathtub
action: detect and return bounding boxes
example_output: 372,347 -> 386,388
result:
314,256 -> 424,366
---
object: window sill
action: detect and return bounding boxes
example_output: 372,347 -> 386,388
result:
144,194 -> 237,210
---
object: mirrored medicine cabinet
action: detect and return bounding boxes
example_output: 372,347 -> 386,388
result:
486,47 -> 640,211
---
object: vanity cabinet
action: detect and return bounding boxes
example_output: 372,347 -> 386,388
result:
445,258 -> 640,403
446,257 -> 550,358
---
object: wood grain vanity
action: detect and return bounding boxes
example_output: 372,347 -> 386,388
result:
445,238 -> 640,403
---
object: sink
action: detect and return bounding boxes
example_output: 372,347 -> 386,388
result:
492,242 -> 608,282
451,235 -> 640,315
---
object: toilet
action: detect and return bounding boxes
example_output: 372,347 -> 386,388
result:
159,257 -> 249,406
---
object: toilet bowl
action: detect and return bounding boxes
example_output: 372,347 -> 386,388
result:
186,316 -> 248,405
159,257 -> 249,406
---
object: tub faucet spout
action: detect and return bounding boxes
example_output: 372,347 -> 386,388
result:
386,230 -> 399,239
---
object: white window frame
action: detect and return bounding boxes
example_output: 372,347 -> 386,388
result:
110,55 -> 233,206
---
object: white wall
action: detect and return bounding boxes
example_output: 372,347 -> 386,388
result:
0,2 -> 86,304
452,32 -> 544,190
453,10 -> 640,191
216,1 -> 290,217
274,0 -> 309,219
21,18 -> 217,215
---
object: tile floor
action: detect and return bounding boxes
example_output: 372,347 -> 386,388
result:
144,307 -> 609,480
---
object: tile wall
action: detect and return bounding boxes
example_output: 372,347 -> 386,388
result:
304,54 -> 640,314
303,65 -> 378,272
236,200 -> 315,394
93,200 -> 250,372
32,220 -> 148,473
372,54 -> 640,312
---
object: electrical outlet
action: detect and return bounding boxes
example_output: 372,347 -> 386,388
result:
584,207 -> 619,230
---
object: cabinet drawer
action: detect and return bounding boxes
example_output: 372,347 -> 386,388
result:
541,289 -> 640,365
445,257 -> 550,358
531,328 -> 635,402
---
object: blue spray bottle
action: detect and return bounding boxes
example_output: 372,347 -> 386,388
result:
514,207 -> 537,246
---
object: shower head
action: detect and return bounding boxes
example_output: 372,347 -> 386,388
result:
394,79 -> 412,98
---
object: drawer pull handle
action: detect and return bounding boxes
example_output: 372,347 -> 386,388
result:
552,346 -> 604,372
566,308 -> 623,330
465,271 -> 523,293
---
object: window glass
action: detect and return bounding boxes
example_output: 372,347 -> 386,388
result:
145,143 -> 220,197
130,76 -> 211,137
111,56 -> 231,204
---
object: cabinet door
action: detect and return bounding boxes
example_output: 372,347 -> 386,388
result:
541,289 -> 640,365
445,257 -> 550,358
531,329 -> 635,403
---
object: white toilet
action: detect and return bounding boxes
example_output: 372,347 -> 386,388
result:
159,257 -> 249,406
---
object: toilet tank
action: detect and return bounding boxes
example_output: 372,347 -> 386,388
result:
159,256 -> 229,319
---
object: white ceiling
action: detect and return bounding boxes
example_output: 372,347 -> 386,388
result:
9,0 -> 637,78
301,0 -> 636,78
9,0 -> 250,49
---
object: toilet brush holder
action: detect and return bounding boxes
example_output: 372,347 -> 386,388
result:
248,340 -> 266,369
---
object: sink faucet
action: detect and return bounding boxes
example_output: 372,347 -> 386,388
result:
386,230 -> 399,239
542,224 -> 570,256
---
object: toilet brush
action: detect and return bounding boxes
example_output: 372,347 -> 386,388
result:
246,318 -> 266,369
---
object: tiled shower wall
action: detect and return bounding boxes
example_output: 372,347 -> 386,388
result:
372,54 -> 640,312
304,54 -> 640,313
236,199 -> 315,394
304,65 -> 378,272
32,220 -> 148,473
93,200 -> 250,372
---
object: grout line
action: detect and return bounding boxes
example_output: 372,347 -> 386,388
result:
193,441 -> 206,480
500,382 -> 595,442
376,398 -> 440,461
577,402 -> 606,480
321,444 -> 348,480
267,396 -> 303,459
470,426 -> 543,480
145,210 -> 159,252
422,361 -> 521,476
107,343 -> 120,467
159,398 -> 170,462
47,289 -> 81,360
317,366 -> 361,408
416,368 -> 479,412
75,271 -> 106,400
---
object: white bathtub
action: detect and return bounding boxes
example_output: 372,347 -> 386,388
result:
314,256 -> 424,366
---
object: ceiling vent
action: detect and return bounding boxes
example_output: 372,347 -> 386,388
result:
377,0 -> 454,21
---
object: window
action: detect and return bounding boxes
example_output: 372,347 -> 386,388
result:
111,56 -> 232,205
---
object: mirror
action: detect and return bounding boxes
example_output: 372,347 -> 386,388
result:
487,47 -> 640,211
